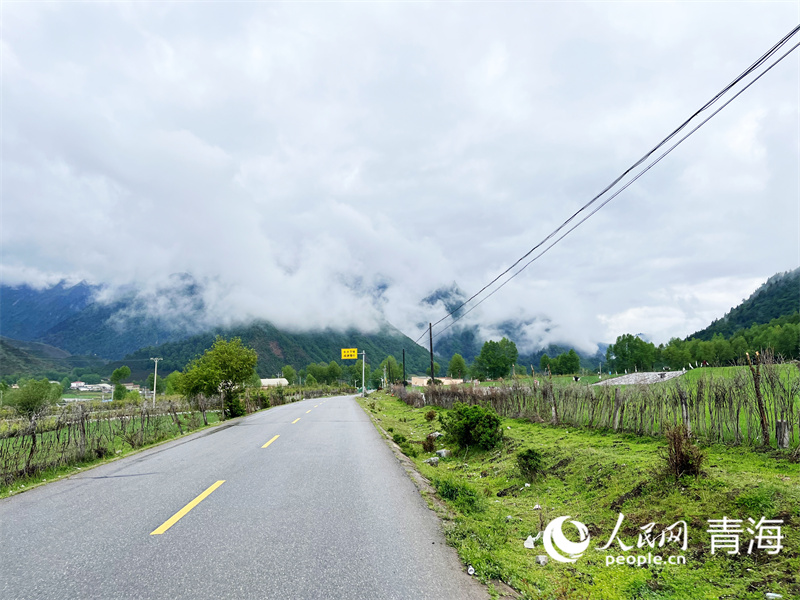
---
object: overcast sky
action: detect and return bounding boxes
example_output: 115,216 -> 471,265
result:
2,2 -> 798,353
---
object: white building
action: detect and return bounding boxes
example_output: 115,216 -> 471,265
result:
260,378 -> 290,388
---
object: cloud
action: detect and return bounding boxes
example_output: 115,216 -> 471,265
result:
2,3 -> 797,348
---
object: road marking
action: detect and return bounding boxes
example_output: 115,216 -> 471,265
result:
262,435 -> 280,448
292,418 -> 301,424
306,410 -> 312,414
151,480 -> 225,535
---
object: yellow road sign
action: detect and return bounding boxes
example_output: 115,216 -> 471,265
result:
341,348 -> 358,360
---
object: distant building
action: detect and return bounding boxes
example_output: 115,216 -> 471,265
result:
70,381 -> 85,389
261,378 -> 290,388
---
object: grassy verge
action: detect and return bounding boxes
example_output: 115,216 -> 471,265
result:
359,391 -> 799,600
0,411 -> 223,499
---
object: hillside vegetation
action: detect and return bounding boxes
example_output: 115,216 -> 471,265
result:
691,268 -> 800,341
116,321 -> 432,380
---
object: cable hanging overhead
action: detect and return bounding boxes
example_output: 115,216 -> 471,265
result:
416,24 -> 800,346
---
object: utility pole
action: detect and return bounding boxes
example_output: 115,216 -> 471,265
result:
361,350 -> 366,397
150,357 -> 161,409
402,349 -> 406,387
429,323 -> 435,385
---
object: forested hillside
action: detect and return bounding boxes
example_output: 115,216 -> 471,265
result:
0,337 -> 106,378
691,268 -> 800,340
114,321 -> 432,380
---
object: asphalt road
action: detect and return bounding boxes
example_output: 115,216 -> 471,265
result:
0,395 -> 488,600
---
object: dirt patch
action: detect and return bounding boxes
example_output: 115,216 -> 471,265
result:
548,457 -> 574,476
496,485 -> 519,498
268,341 -> 283,359
610,481 -> 646,511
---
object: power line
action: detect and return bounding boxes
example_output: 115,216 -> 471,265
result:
417,24 -> 800,345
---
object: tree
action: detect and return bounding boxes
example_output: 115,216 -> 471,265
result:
164,371 -> 182,395
606,334 -> 656,372
559,349 -> 580,375
113,384 -> 128,401
326,361 -> 342,385
178,336 -> 258,420
305,373 -> 318,387
539,354 -> 551,374
306,362 -> 328,384
348,360 -> 367,387
425,362 -> 441,377
371,366 -> 384,389
110,366 -> 131,385
474,338 -> 518,379
8,378 -> 61,419
146,372 -> 167,394
447,354 -> 467,379
379,356 -> 403,384
60,377 -> 71,393
282,365 -> 297,385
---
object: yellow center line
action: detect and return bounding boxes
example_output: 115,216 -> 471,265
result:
306,409 -> 312,414
262,434 -> 280,448
292,418 -> 301,424
151,480 -> 225,535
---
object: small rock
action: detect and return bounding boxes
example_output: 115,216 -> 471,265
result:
424,457 -> 439,467
535,555 -> 549,566
533,504 -> 542,510
525,483 -> 531,487
436,449 -> 451,458
429,431 -> 443,439
507,426 -> 511,429
506,515 -> 513,520
524,536 -> 536,549
765,594 -> 783,600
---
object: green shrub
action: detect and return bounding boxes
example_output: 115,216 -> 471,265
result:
425,410 -> 437,422
517,448 -> 544,481
224,396 -> 246,418
422,436 -> 435,453
432,476 -> 485,513
439,402 -> 503,450
391,432 -> 418,457
659,424 -> 705,478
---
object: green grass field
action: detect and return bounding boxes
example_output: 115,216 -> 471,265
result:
361,391 -> 799,600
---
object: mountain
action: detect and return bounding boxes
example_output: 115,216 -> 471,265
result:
0,281 -> 95,341
0,275 -> 207,360
0,336 -> 106,378
419,283 -> 604,372
113,322 -> 433,380
689,268 -> 800,341
0,278 -> 432,379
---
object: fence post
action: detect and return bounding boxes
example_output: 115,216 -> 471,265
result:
550,387 -> 559,425
776,420 -> 790,449
613,388 -> 623,431
679,389 -> 692,437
